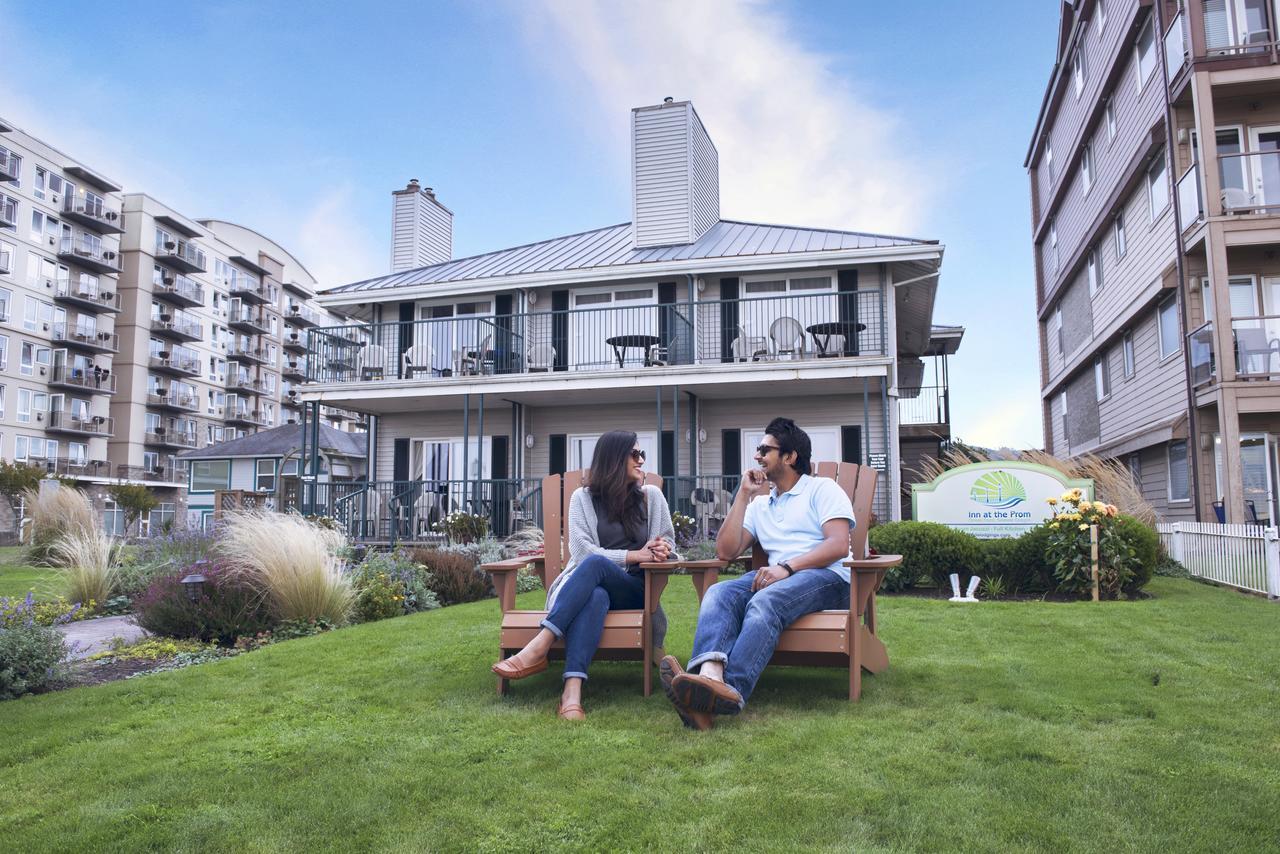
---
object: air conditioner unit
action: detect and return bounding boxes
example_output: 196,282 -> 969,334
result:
105,211 -> 118,221
103,251 -> 116,261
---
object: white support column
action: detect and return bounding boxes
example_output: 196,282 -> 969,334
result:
1265,526 -> 1280,599
884,263 -> 902,521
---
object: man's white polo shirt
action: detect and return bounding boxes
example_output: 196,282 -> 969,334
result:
742,474 -> 856,584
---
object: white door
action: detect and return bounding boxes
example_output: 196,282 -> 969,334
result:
738,426 -> 841,473
570,287 -> 658,369
1248,125 -> 1280,206
1239,433 -> 1273,524
570,431 -> 657,472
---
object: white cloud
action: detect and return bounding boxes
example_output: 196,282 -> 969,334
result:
516,0 -> 932,235
286,186 -> 384,290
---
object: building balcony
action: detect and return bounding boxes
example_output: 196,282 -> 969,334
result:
898,385 -> 950,427
282,393 -> 303,410
226,373 -> 268,394
146,389 -> 200,413
284,303 -> 321,327
282,280 -> 315,300
51,322 -> 119,354
153,273 -> 204,308
227,342 -> 271,365
1190,322 -> 1216,386
0,244 -> 11,276
60,192 -> 124,234
53,279 -> 121,314
155,238 -> 206,273
57,234 -> 121,275
46,409 -> 113,437
144,426 -> 200,450
0,147 -> 18,183
149,346 -> 201,377
306,291 -> 886,385
282,358 -> 307,381
224,407 -> 267,427
1232,316 -> 1280,377
116,464 -> 185,484
151,311 -> 202,342
0,193 -> 16,229
228,305 -> 271,335
1177,161 -> 1203,234
48,457 -> 113,480
49,364 -> 117,395
283,331 -> 307,354
1217,152 -> 1280,214
230,278 -> 277,305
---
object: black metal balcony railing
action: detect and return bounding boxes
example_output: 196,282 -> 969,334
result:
50,364 -> 117,395
54,278 -> 121,313
1189,321 -> 1216,386
47,409 -> 113,437
898,385 -> 950,426
307,291 -> 885,384
154,273 -> 205,307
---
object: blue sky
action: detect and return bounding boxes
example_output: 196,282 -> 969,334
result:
0,0 -> 1059,448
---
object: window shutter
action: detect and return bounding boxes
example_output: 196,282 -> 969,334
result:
393,438 -> 410,482
719,277 -> 739,363
841,426 -> 863,465
549,434 -> 567,475
721,429 -> 740,491
837,269 -> 860,356
552,290 -> 569,371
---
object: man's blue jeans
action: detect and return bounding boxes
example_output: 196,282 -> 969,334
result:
688,569 -> 849,707
541,554 -> 645,680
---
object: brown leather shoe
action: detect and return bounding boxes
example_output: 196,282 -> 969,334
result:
557,702 -> 586,721
660,656 -> 714,731
672,672 -> 744,716
491,655 -> 548,680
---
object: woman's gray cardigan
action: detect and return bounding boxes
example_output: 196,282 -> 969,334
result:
545,484 -> 675,647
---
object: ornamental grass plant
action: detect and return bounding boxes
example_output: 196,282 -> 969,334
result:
217,512 -> 354,624
49,525 -> 119,607
24,485 -> 98,566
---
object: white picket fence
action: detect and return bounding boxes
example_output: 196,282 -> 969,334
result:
1157,522 -> 1280,598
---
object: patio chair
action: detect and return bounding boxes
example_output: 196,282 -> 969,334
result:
769,316 -> 806,360
457,334 -> 493,376
401,342 -> 436,379
527,343 -> 556,372
730,325 -> 770,362
668,462 -> 901,701
358,344 -> 389,381
1234,327 -> 1280,375
482,471 -> 710,697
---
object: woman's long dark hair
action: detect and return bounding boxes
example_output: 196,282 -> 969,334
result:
586,430 -> 646,539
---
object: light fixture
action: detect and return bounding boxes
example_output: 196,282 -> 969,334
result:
527,291 -> 538,306
181,561 -> 208,602
525,433 -> 535,449
697,428 -> 707,444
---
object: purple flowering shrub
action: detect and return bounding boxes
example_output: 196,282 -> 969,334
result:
117,527 -> 219,601
0,593 -> 71,700
135,562 -> 275,646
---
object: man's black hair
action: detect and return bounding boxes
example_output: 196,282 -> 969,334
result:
764,417 -> 811,476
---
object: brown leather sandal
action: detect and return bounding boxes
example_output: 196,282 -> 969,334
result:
557,702 -> 586,721
491,656 -> 549,680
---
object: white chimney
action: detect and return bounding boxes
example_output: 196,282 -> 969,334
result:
631,98 -> 719,249
390,179 -> 453,272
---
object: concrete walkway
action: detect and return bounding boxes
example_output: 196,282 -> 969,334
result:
56,615 -> 149,660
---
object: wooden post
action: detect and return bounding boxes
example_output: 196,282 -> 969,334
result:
1090,524 -> 1100,602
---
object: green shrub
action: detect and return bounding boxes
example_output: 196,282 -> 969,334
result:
1155,550 -> 1190,578
120,528 -> 218,600
979,537 -> 1020,593
0,622 -> 68,700
1113,514 -> 1159,594
350,550 -> 440,623
1010,524 -> 1055,593
409,547 -> 492,606
135,563 -> 275,646
433,511 -> 489,544
516,567 -> 542,593
1044,495 -> 1145,599
869,522 -> 982,591
679,539 -> 748,575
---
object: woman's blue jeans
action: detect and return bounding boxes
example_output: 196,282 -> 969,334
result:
541,554 -> 645,680
687,568 -> 849,707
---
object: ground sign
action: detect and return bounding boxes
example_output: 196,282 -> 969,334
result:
911,461 -> 1095,538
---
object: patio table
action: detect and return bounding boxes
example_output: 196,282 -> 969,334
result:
806,321 -> 867,357
605,334 -> 662,368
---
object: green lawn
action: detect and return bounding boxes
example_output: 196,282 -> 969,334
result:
1,578 -> 1277,852
0,546 -> 60,599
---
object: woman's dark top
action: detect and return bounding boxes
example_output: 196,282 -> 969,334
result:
592,494 -> 649,555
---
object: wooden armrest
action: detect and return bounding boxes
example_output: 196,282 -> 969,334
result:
481,556 -> 543,612
843,554 -> 903,571
845,554 -> 900,615
480,556 -> 543,574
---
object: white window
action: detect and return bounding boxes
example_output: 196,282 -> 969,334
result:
1158,295 -> 1180,359
1082,143 -> 1094,191
1048,220 -> 1058,275
1135,15 -> 1157,88
0,383 -> 5,419
1122,331 -> 1135,378
0,335 -> 7,371
1046,142 -> 1055,181
14,435 -> 26,461
17,389 -> 46,424
1097,0 -> 1107,30
1106,100 -> 1116,141
1059,390 -> 1069,450
1054,305 -> 1064,355
1114,212 -> 1127,258
1148,153 -> 1170,220
0,241 -> 12,278
190,459 -> 231,492
1072,43 -> 1086,97
33,166 -> 46,201
1168,440 -> 1190,502
67,442 -> 87,465
255,458 -> 276,492
1094,354 -> 1111,400
1087,247 -> 1103,295
0,148 -> 20,188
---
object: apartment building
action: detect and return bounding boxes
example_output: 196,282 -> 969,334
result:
296,99 -> 961,542
0,117 -> 353,533
1029,0 -> 1280,525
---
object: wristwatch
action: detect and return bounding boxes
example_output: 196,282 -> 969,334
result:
780,561 -> 796,576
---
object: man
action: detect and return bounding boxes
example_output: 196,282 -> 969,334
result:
661,417 -> 854,730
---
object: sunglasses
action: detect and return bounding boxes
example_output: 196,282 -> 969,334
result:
755,444 -> 780,456
629,449 -> 646,462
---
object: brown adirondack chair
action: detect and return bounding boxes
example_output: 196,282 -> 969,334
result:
684,461 -> 900,701
482,470 -> 688,697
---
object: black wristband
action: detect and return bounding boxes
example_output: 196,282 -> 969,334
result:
780,561 -> 795,576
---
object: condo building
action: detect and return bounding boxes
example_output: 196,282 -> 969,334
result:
295,99 -> 962,542
0,117 -> 353,534
1030,0 -> 1280,524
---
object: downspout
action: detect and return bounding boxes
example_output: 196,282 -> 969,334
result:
1155,0 -> 1203,521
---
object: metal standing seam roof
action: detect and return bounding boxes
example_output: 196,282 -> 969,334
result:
325,219 -> 937,295
177,423 -> 367,460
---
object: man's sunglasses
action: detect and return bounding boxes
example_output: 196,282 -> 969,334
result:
629,449 -> 646,462
756,444 -> 780,456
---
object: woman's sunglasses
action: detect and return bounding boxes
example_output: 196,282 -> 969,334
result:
629,449 -> 646,462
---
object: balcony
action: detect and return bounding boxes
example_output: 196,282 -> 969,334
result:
1164,12 -> 1187,80
49,364 -> 117,395
1232,316 -> 1280,376
228,305 -> 271,335
151,310 -> 202,342
51,321 -> 119,354
285,303 -> 321,327
1190,322 -> 1216,386
49,457 -> 113,480
58,233 -> 121,275
144,426 -> 200,450
46,409 -> 113,437
117,464 -> 185,484
225,407 -> 267,427
1177,162 -> 1203,233
60,192 -> 124,234
227,342 -> 271,365
1218,152 -> 1280,214
282,392 -> 303,410
283,330 -> 307,354
230,277 -> 277,305
149,346 -> 201,377
146,389 -> 200,413
0,245 -> 11,275
155,238 -> 206,273
0,193 -> 16,229
1201,5 -> 1273,57
226,373 -> 268,394
282,358 -> 307,381
0,147 -> 18,183
153,273 -> 204,308
306,290 -> 886,384
53,279 -> 121,314
898,385 -> 950,426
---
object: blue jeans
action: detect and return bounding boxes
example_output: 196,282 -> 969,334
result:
541,554 -> 645,680
688,569 -> 849,707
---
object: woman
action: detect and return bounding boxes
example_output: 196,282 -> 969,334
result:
492,430 -> 676,720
